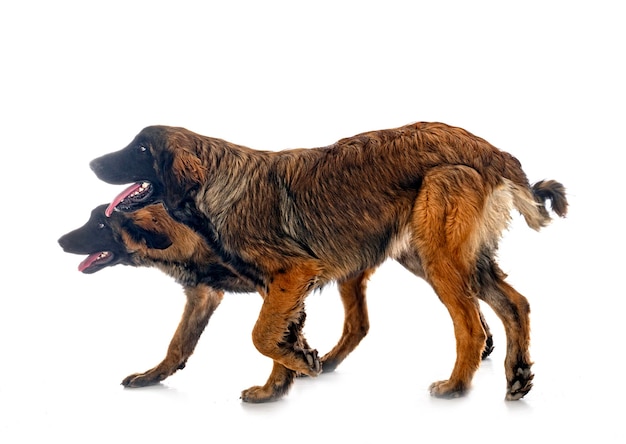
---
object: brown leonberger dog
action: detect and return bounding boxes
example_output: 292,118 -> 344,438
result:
90,121 -> 567,402
60,204 -> 447,394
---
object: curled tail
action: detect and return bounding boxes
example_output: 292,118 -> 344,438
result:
532,179 -> 568,218
510,179 -> 568,230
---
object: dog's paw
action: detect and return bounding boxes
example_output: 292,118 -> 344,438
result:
429,379 -> 467,398
121,370 -> 166,388
295,347 -> 321,377
481,336 -> 495,360
241,385 -> 283,403
319,355 -> 340,374
506,366 -> 534,400
297,355 -> 337,378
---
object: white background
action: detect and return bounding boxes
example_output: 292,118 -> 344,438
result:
1,1 -> 623,442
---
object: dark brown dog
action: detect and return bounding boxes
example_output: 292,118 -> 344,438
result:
90,121 -> 567,402
60,204 -> 434,393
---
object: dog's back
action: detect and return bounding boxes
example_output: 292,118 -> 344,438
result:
202,122 -> 565,276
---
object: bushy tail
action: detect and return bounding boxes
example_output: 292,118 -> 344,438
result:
511,179 -> 568,230
532,179 -> 568,218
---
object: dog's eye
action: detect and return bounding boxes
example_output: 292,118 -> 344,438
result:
98,223 -> 105,229
138,145 -> 147,153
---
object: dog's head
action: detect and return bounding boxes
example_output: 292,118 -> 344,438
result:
58,204 -> 173,273
90,126 -> 207,216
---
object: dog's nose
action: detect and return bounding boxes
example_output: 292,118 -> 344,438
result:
57,235 -> 68,250
89,158 -> 101,174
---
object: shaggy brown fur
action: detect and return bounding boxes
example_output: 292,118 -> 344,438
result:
90,121 -> 568,402
60,204 -> 429,390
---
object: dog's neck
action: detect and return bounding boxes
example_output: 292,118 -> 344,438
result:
167,199 -> 267,289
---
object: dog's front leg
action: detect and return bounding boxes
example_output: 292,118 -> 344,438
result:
320,268 -> 374,373
240,361 -> 297,403
121,284 -> 223,387
241,263 -> 322,402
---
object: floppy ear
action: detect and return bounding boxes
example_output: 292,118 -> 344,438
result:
161,136 -> 207,209
122,219 -> 173,250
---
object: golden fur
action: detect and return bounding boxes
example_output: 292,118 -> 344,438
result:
91,121 -> 568,401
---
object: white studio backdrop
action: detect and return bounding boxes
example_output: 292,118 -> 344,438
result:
0,1 -> 623,443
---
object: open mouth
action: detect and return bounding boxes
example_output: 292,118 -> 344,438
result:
105,182 -> 153,217
78,251 -> 114,273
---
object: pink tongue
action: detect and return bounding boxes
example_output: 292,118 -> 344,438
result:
105,183 -> 143,217
78,253 -> 103,272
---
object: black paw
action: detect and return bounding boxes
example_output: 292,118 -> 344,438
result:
320,357 -> 339,374
506,365 -> 534,400
482,336 -> 495,360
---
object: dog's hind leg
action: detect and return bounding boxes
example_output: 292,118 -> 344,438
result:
121,284 -> 222,387
476,256 -> 533,400
411,165 -> 493,398
321,268 -> 375,373
396,253 -> 495,360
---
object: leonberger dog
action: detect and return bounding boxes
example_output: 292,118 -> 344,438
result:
90,121 -> 567,402
59,204 -> 442,394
